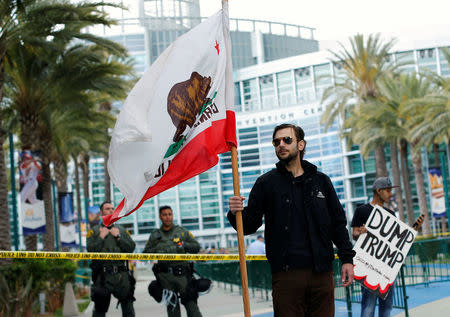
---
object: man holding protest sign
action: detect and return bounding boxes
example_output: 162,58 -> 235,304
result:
351,177 -> 398,317
228,123 -> 355,317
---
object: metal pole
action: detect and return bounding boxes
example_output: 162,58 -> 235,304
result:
9,133 -> 19,250
439,151 -> 450,230
345,284 -> 353,317
84,197 -> 89,229
77,197 -> 82,252
400,266 -> 409,317
52,180 -> 59,251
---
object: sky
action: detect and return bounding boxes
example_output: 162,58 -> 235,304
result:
199,0 -> 450,51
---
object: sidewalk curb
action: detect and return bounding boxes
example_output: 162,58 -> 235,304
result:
81,301 -> 94,317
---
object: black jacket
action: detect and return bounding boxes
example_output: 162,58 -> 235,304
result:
228,160 -> 355,273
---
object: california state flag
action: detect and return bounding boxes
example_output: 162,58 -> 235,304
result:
104,1 -> 236,226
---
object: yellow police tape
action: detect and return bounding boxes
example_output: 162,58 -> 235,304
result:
0,251 -> 267,261
75,274 -> 91,279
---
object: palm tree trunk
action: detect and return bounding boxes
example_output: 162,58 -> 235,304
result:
374,144 -> 388,177
411,146 -> 432,235
104,152 -> 111,201
0,124 -> 12,253
41,155 -> 56,251
54,155 -> 67,193
81,154 -> 90,223
433,144 -> 440,167
24,235 -> 38,251
390,141 -> 405,222
0,63 -> 12,259
400,139 -> 415,226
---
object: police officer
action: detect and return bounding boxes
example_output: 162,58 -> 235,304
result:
144,205 -> 202,317
87,201 -> 136,317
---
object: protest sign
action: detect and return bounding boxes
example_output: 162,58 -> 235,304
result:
353,205 -> 417,299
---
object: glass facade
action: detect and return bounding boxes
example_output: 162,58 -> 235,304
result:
88,0 -> 318,73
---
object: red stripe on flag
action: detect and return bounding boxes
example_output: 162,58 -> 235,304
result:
103,111 -> 236,226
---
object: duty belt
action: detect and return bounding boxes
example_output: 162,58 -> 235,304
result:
154,263 -> 191,276
102,265 -> 128,274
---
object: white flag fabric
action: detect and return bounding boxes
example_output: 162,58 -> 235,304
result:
105,1 -> 236,225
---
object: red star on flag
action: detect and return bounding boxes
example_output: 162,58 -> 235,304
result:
215,40 -> 220,55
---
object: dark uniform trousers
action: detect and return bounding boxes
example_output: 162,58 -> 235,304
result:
272,268 -> 334,317
157,271 -> 202,317
92,270 -> 135,317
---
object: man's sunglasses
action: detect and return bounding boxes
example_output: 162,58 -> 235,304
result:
272,136 -> 294,147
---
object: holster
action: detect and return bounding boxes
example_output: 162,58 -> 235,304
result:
148,280 -> 163,303
128,270 -> 137,302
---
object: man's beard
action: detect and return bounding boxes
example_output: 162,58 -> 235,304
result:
276,150 -> 299,164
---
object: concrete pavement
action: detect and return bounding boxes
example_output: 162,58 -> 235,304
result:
82,267 -> 450,316
82,267 -> 273,317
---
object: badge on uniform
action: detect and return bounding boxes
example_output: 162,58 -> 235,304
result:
87,229 -> 94,238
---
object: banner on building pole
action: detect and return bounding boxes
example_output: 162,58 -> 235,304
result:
428,167 -> 446,217
58,192 -> 74,223
19,150 -> 46,235
60,223 -> 77,247
353,206 -> 416,299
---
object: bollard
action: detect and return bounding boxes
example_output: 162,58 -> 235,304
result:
62,282 -> 79,316
39,292 -> 46,315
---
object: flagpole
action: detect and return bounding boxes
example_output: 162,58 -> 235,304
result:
230,145 -> 251,317
223,0 -> 250,314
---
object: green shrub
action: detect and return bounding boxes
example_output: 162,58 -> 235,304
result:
0,259 -> 77,316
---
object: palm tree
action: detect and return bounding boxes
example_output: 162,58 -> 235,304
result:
401,76 -> 448,235
406,48 -> 450,232
0,0 -> 126,250
387,73 -> 435,235
372,74 -> 432,227
344,98 -> 406,222
408,50 -> 450,150
321,34 -> 404,178
4,42 -> 130,250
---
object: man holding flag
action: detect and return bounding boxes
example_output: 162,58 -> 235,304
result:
228,123 -> 355,317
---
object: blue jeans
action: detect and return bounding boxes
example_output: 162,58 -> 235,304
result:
360,283 -> 394,317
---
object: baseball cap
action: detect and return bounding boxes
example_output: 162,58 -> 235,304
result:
372,177 -> 399,191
